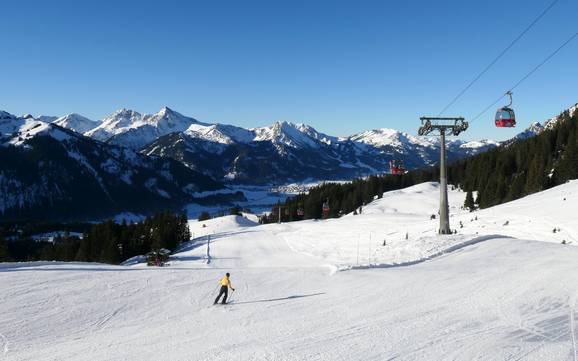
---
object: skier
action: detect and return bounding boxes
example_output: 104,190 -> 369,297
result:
214,272 -> 235,305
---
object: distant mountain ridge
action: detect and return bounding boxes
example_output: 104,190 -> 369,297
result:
2,101 -> 575,221
39,107 -> 498,184
8,103 -> 574,187
0,111 -> 232,221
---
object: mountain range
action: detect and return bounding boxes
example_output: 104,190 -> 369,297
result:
29,106 -> 501,184
0,111 -> 239,221
1,102 -> 574,221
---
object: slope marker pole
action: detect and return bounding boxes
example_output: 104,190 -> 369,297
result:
368,232 -> 372,265
356,234 -> 360,266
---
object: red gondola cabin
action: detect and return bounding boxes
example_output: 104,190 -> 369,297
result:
389,160 -> 406,176
495,107 -> 516,127
495,91 -> 516,128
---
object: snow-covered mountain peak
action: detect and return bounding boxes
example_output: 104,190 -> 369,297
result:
0,111 -> 72,147
111,108 -> 141,118
86,107 -> 206,150
252,121 -> 332,148
184,123 -> 255,145
453,139 -> 500,150
142,107 -> 201,132
527,121 -> 544,132
85,109 -> 143,140
158,106 -> 175,117
53,113 -> 100,134
349,128 -> 404,146
349,128 -> 434,149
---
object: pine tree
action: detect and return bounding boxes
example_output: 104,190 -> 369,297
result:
525,155 -> 545,194
464,191 -> 475,212
75,237 -> 91,262
0,237 -> 10,261
555,127 -> 578,182
198,212 -> 211,221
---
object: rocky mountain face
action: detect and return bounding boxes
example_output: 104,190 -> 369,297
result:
0,112 -> 232,221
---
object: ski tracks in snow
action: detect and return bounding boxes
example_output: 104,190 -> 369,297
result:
558,282 -> 578,361
0,332 -> 8,355
569,291 -> 577,361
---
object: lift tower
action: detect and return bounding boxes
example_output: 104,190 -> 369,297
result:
418,117 -> 468,234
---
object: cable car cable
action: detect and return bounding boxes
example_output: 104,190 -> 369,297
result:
470,31 -> 578,123
437,0 -> 560,116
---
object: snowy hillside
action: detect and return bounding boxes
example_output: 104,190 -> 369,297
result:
2,181 -> 578,360
184,180 -> 578,268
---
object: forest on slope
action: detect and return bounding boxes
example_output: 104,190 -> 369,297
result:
267,107 -> 578,223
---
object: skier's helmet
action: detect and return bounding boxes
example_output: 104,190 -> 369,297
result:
226,273 -> 230,277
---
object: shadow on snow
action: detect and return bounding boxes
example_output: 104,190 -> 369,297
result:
232,292 -> 325,305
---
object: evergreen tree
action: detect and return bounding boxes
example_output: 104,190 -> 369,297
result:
229,206 -> 242,216
266,109 -> 578,220
0,236 -> 10,261
464,191 -> 475,212
198,212 -> 211,221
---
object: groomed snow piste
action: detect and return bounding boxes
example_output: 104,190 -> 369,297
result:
2,181 -> 578,360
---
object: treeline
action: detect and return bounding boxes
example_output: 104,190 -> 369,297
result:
0,211 -> 190,264
264,171 -> 437,223
447,108 -> 578,208
267,107 -> 578,221
197,205 -> 248,221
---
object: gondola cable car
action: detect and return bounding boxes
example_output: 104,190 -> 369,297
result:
389,159 -> 407,176
495,91 -> 516,128
297,205 -> 304,217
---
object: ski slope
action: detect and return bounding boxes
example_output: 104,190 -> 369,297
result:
2,181 -> 578,360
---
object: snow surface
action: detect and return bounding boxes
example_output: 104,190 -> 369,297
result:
2,181 -> 578,360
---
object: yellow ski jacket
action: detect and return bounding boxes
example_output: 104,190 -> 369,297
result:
220,276 -> 232,288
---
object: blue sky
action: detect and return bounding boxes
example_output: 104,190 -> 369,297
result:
1,0 -> 576,140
